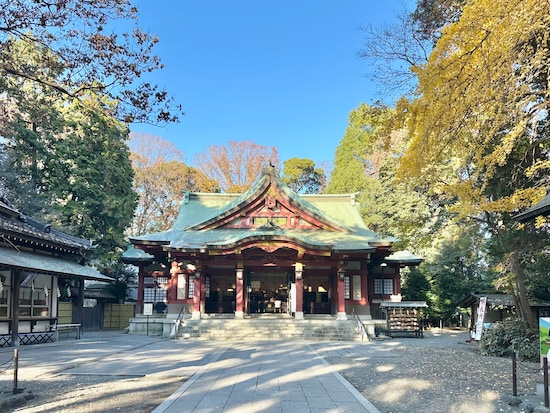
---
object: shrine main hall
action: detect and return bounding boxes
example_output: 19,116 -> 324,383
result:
123,167 -> 421,328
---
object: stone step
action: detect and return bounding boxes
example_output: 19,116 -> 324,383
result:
176,318 -> 362,341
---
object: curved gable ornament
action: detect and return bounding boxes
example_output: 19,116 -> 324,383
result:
205,234 -> 332,257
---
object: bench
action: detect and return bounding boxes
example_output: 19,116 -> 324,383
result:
55,323 -> 82,339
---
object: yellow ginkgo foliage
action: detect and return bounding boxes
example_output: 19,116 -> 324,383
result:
397,0 -> 550,328
400,0 -> 550,214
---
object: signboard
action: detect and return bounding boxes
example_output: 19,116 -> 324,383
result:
290,283 -> 296,313
143,302 -> 153,316
540,317 -> 550,357
474,296 -> 487,341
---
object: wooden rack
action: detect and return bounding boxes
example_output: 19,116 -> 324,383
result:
380,301 -> 427,338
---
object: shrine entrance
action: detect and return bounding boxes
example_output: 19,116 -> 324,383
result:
246,271 -> 290,315
205,272 -> 237,314
302,274 -> 332,314
124,167 -> 404,329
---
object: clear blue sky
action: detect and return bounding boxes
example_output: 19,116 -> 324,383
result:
131,1 -> 413,169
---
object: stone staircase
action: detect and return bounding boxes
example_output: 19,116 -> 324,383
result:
175,315 -> 363,341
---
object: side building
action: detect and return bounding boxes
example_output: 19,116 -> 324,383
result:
0,200 -> 112,346
123,167 -> 422,335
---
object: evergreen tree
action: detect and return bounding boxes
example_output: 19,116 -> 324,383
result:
51,95 -> 137,262
281,158 -> 326,194
327,103 -> 379,194
0,38 -> 137,263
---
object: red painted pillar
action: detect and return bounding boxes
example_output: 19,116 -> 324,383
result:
192,270 -> 201,319
235,268 -> 244,319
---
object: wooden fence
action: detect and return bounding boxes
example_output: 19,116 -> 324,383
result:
58,302 -> 73,324
103,303 -> 135,330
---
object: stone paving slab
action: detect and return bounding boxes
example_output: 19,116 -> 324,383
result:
153,341 -> 381,413
1,332 -> 385,412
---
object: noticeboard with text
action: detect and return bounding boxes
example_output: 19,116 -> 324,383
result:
143,302 -> 153,316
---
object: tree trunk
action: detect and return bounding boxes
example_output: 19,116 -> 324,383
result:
510,251 -> 536,328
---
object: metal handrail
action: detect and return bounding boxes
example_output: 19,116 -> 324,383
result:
170,306 -> 186,339
352,307 -> 370,342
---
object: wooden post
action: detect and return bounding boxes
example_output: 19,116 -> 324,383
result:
11,270 -> 20,347
512,352 -> 517,396
544,356 -> 549,408
294,270 -> 303,319
12,348 -> 18,394
235,270 -> 244,319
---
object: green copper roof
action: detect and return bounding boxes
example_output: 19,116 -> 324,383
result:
126,169 -> 396,257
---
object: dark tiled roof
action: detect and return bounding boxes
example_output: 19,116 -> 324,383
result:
0,200 -> 107,280
457,293 -> 550,308
0,247 -> 112,281
0,205 -> 94,251
514,190 -> 550,222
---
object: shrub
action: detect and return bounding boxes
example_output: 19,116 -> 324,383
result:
480,319 -> 539,362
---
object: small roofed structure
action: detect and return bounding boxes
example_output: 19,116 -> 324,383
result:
514,189 -> 550,222
457,293 -> 550,326
384,250 -> 424,267
379,301 -> 428,338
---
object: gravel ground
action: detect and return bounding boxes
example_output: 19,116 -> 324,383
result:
4,374 -> 185,413
0,332 -> 186,413
312,328 -> 544,413
0,328 -> 546,413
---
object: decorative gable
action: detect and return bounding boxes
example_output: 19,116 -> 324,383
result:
187,168 -> 348,233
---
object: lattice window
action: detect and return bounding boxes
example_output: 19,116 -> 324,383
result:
374,278 -> 394,295
188,278 -> 194,299
143,287 -> 167,302
143,288 -> 155,302
344,275 -> 362,300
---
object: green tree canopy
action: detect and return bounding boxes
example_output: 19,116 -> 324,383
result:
281,158 -> 326,194
51,95 -> 137,262
0,38 -> 137,263
327,103 -> 389,194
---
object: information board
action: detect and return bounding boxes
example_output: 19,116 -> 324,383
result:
143,302 -> 153,316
